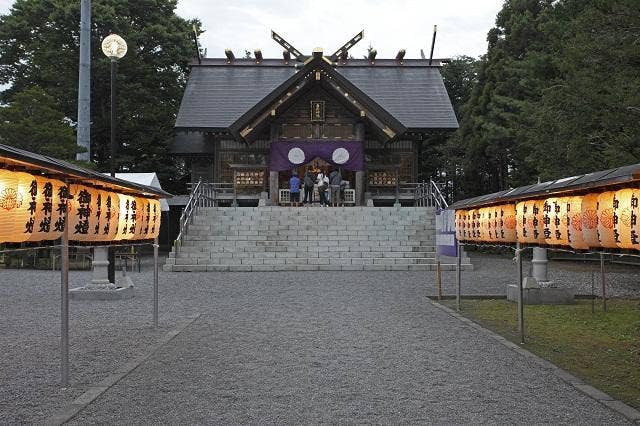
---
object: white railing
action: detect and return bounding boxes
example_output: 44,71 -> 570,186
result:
174,180 -> 203,250
412,180 -> 449,209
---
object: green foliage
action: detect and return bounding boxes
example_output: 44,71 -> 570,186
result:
0,0 -> 201,192
0,86 -> 79,159
446,0 -> 640,201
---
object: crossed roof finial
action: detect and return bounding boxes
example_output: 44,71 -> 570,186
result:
271,30 -> 365,62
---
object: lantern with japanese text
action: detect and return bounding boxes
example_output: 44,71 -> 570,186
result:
566,196 -> 589,250
68,184 -> 100,241
498,204 -> 517,243
148,199 -> 161,239
116,194 -> 137,240
91,190 -> 120,242
478,208 -> 489,242
541,198 -> 557,245
516,200 -> 544,244
597,191 -> 617,248
0,170 -> 36,243
26,176 -> 68,242
467,209 -> 478,241
455,210 -> 466,241
614,188 -> 640,250
581,193 -> 600,247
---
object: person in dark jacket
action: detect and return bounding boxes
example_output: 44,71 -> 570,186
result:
303,167 -> 315,204
329,169 -> 342,206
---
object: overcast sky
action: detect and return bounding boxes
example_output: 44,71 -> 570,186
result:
0,0 -> 504,59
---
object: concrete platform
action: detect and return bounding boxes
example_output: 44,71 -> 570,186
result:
507,284 -> 575,305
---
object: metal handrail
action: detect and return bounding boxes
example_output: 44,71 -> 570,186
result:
429,179 -> 449,209
174,180 -> 203,250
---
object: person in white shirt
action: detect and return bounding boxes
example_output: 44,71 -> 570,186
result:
317,170 -> 329,206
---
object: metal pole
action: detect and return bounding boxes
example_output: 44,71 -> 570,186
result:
153,237 -> 159,328
517,243 -> 524,344
600,252 -> 607,312
591,269 -> 595,314
108,59 -> 117,285
60,189 -> 70,387
76,0 -> 91,161
456,244 -> 461,311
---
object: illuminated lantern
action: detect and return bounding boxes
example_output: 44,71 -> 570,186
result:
68,184 -> 103,242
541,198 -> 556,244
91,190 -> 120,242
26,176 -> 67,242
566,196 -> 588,250
597,191 -> 617,248
0,170 -> 36,243
467,209 -> 477,241
117,194 -> 137,240
614,188 -> 640,249
455,210 -> 465,241
478,208 -> 488,242
581,193 -> 600,247
487,206 -> 499,241
148,199 -> 161,239
517,200 -> 544,244
498,204 -> 517,243
554,197 -> 570,246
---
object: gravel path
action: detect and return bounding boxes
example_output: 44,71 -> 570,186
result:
0,253 -> 637,424
440,252 -> 640,298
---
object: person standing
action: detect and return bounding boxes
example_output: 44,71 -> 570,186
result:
289,171 -> 301,207
317,169 -> 329,207
329,168 -> 342,206
303,167 -> 315,204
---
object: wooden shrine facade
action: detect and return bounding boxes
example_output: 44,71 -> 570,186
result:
171,46 -> 458,205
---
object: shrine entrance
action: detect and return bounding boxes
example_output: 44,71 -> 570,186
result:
269,140 -> 364,205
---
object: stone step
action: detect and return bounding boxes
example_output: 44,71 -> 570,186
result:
162,263 -> 468,272
167,256 -> 439,266
170,244 -> 436,254
169,250 -> 435,260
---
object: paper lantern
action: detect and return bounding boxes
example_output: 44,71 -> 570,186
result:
0,171 -> 41,243
541,198 -> 556,244
478,208 -> 489,242
581,193 -> 600,247
148,199 -> 161,239
498,204 -> 517,243
487,206 -> 499,241
91,190 -> 120,242
566,196 -> 588,250
516,200 -> 543,244
614,188 -> 640,249
68,184 -> 101,242
597,191 -> 617,248
25,176 -> 68,242
455,210 -> 466,241
116,194 -> 138,240
542,197 -> 570,246
467,209 -> 478,241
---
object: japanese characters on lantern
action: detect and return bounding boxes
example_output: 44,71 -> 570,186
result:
0,168 -> 161,243
614,188 -> 640,249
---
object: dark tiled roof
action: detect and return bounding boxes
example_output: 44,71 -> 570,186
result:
336,67 -> 457,129
175,59 -> 458,130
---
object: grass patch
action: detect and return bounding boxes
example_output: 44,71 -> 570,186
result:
441,298 -> 640,409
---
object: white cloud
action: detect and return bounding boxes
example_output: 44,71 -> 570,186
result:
0,0 -> 503,59
177,0 -> 503,59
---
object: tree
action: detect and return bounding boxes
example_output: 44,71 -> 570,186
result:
0,0 -> 201,192
0,86 -> 79,159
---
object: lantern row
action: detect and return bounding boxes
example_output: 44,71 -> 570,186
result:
455,187 -> 639,250
0,170 -> 161,243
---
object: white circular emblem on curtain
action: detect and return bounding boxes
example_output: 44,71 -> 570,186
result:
332,147 -> 349,164
287,147 -> 305,165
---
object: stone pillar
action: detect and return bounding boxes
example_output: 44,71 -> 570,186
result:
269,171 -> 279,205
355,171 -> 364,206
88,246 -> 115,289
531,247 -> 550,285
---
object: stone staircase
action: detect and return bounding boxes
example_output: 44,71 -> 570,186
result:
164,206 -> 467,272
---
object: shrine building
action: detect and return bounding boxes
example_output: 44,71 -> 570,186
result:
171,33 -> 458,206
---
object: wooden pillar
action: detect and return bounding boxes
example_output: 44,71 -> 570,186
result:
355,122 -> 365,206
269,123 -> 279,205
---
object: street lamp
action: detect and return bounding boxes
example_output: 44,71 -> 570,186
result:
102,33 -> 127,284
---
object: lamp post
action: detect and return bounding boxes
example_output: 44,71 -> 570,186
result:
102,34 -> 127,284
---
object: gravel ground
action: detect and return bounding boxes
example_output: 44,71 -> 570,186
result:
0,252 -> 637,424
440,252 -> 640,298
